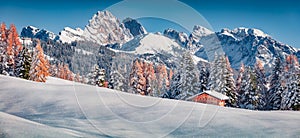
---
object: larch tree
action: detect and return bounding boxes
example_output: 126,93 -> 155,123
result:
0,23 -> 7,74
29,40 -> 50,82
129,59 -> 146,95
6,24 -> 23,76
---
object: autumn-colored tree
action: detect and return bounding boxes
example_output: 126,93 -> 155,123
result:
0,23 -> 7,41
157,64 -> 169,88
5,24 -> 23,76
129,59 -> 146,95
29,40 -> 49,82
64,64 -> 74,81
169,69 -> 173,82
75,73 -> 81,82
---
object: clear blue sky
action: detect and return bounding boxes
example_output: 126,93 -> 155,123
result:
0,0 -> 299,48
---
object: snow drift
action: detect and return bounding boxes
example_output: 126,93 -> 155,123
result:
0,75 -> 299,137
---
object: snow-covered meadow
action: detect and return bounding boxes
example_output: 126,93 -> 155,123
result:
0,75 -> 299,137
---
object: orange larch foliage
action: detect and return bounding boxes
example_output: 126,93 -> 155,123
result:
29,40 -> 49,82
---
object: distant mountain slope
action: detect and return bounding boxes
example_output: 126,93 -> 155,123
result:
0,75 -> 299,137
164,26 -> 300,71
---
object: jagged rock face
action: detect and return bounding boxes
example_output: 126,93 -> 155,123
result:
164,26 -> 299,72
59,27 -> 84,43
123,18 -> 147,37
20,26 -> 59,42
83,11 -> 133,46
163,28 -> 189,47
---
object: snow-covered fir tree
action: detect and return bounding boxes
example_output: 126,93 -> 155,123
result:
15,46 -> 32,80
109,70 -> 126,92
29,40 -> 50,82
197,61 -> 209,92
208,54 -> 237,107
238,67 -> 260,110
167,52 -> 200,100
88,64 -> 106,87
236,63 -> 245,96
254,60 -> 268,110
280,55 -> 300,110
267,57 -> 284,110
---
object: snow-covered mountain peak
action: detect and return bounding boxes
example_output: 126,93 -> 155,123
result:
83,10 -> 133,45
59,27 -> 84,43
190,25 -> 214,43
192,25 -> 214,37
20,26 -> 59,42
120,33 -> 182,55
231,27 -> 269,38
123,18 -> 147,36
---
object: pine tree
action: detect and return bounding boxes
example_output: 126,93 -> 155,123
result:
267,57 -> 283,110
280,55 -> 300,110
238,67 -> 260,110
88,64 -> 106,87
223,57 -> 238,107
29,40 -> 50,82
109,70 -> 126,91
208,55 -> 237,107
15,46 -> 32,79
254,60 -> 268,110
236,63 -> 245,95
197,62 -> 209,92
167,52 -> 200,100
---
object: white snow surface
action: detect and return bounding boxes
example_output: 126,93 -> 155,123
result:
0,75 -> 299,137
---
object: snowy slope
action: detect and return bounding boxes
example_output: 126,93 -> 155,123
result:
0,75 -> 299,137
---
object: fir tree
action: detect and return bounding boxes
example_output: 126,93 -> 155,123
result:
29,40 -> 50,82
267,57 -> 283,110
197,61 -> 209,92
238,67 -> 260,110
255,60 -> 268,110
88,64 -> 106,87
208,55 -> 237,107
167,52 -> 200,100
16,46 -> 32,79
109,70 -> 126,91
